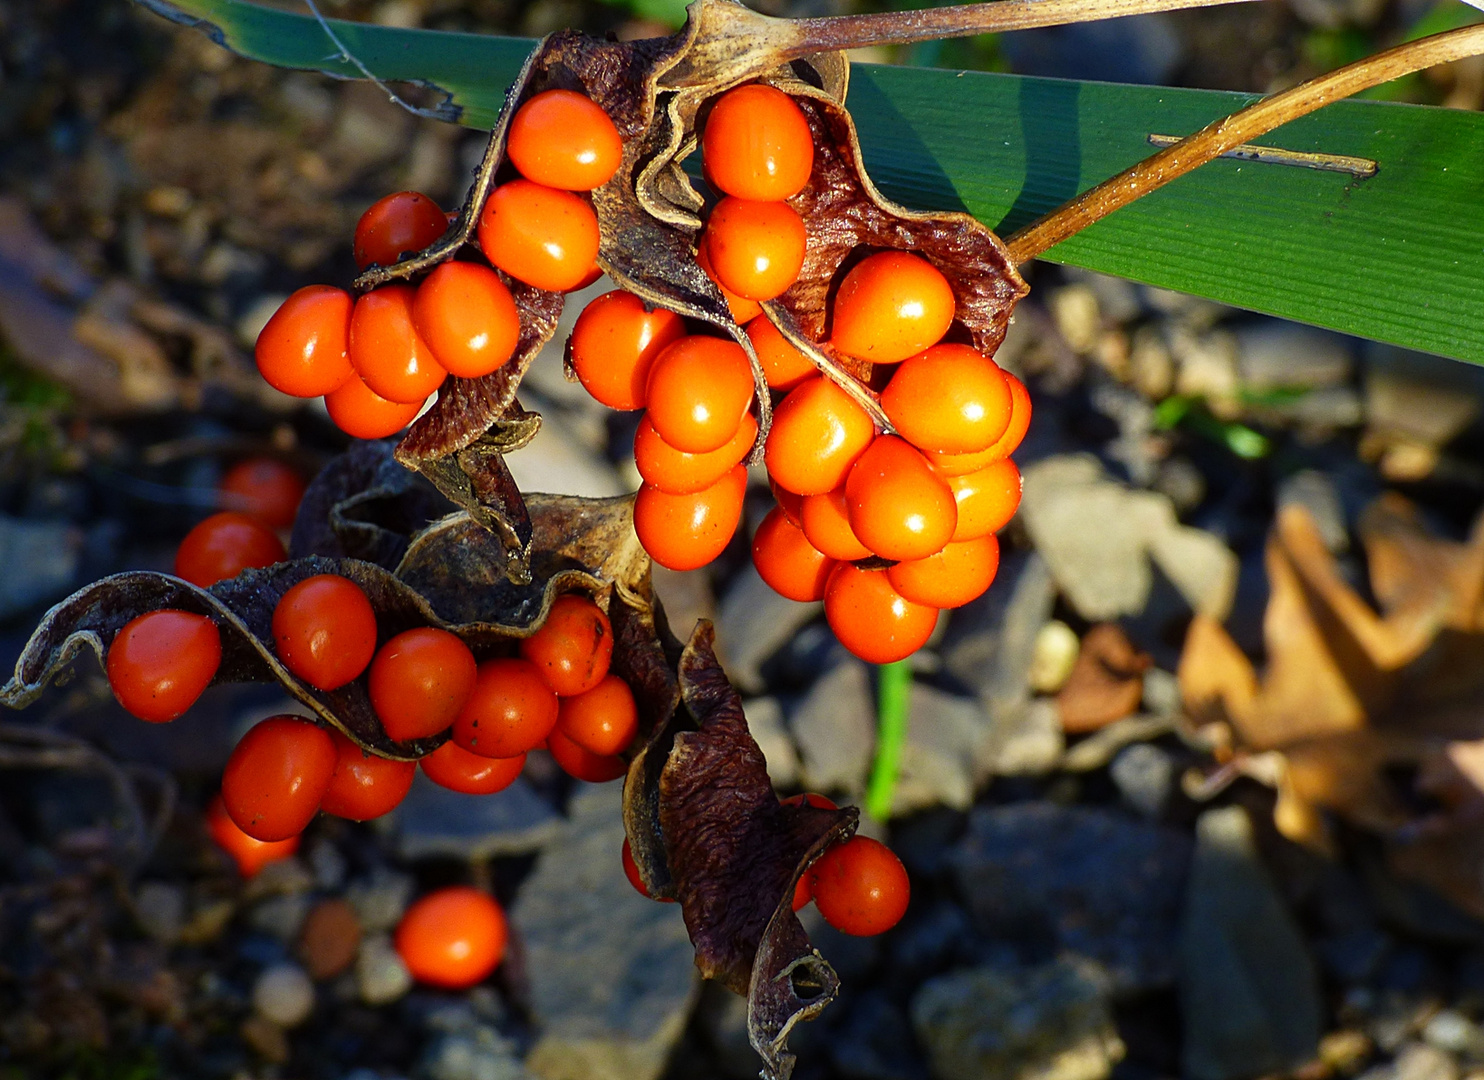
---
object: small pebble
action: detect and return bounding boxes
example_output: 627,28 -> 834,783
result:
299,898 -> 363,981
357,934 -> 413,1006
1028,620 -> 1080,694
252,962 -> 315,1028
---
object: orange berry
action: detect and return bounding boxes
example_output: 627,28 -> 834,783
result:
519,594 -> 613,698
412,262 -> 521,379
395,887 -> 506,989
824,564 -> 939,665
703,197 -> 806,302
547,727 -> 628,782
633,463 -> 747,571
634,411 -> 757,495
947,458 -> 1022,540
769,477 -> 805,526
800,488 -> 872,561
702,84 -> 814,201
831,252 -> 954,363
622,837 -> 673,901
354,191 -> 446,269
175,512 -> 286,588
107,610 -> 221,723
924,444 -> 1000,477
882,343 -> 1012,453
271,574 -> 378,692
507,89 -> 624,191
752,506 -> 834,603
320,730 -> 416,821
368,627 -> 479,743
844,435 -> 957,561
206,794 -> 299,878
221,715 -> 337,842
697,243 -> 762,323
324,372 -> 423,440
644,336 -> 754,454
781,792 -> 837,911
569,291 -> 686,410
452,657 -> 559,758
983,371 -> 1032,460
809,836 -> 909,936
478,179 -> 600,292
420,743 -> 526,795
886,534 -> 1000,609
556,674 -> 637,757
219,458 -> 304,530
349,285 -> 447,404
255,285 -> 355,398
764,376 -> 875,496
746,315 -> 815,391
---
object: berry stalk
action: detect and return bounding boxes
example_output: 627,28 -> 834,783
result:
864,659 -> 913,822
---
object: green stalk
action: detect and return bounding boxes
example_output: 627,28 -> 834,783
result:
865,660 -> 913,822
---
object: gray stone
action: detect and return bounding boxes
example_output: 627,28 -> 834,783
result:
1060,715 -> 1174,773
949,803 -> 1191,992
307,838 -> 348,891
715,565 -> 823,694
1180,806 -> 1321,1080
1278,470 -> 1348,554
1357,1044 -> 1459,1080
422,1027 -> 532,1080
893,684 -> 989,814
1109,743 -> 1174,819
832,990 -> 927,1080
696,984 -> 760,1080
392,773 -> 562,862
1236,325 -> 1353,392
0,516 -> 82,619
1172,327 -> 1240,414
515,786 -> 699,1080
975,699 -> 1064,779
346,867 -> 414,933
1422,1011 -> 1484,1062
789,658 -> 876,797
942,551 -> 1056,714
1141,668 -> 1181,717
650,565 -> 715,648
911,959 -> 1124,1080
253,963 -> 315,1028
356,934 -> 413,1007
504,410 -> 624,499
743,696 -> 800,791
135,880 -> 186,944
248,892 -> 311,942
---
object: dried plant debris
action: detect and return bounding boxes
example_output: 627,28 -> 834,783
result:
1056,622 -> 1152,734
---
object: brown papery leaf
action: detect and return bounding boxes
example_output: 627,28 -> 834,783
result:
1056,623 -> 1150,734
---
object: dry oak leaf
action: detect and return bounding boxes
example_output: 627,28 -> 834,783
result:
1056,623 -> 1152,734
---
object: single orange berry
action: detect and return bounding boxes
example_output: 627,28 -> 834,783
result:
781,792 -> 837,910
634,411 -> 757,495
354,191 -> 446,269
206,794 -> 299,878
395,887 -> 507,989
412,262 -> 521,379
644,336 -> 754,454
255,285 -> 355,398
882,343 -> 1013,453
633,463 -> 747,571
751,506 -> 835,603
800,488 -> 872,561
556,674 -> 638,757
746,315 -> 815,391
477,179 -> 600,293
769,477 -> 805,527
981,371 -> 1032,461
831,252 -> 954,363
107,610 -> 221,723
569,291 -> 687,410
844,436 -> 957,561
519,593 -> 614,698
764,376 -> 875,496
702,84 -> 814,201
506,89 -> 624,191
547,727 -> 628,782
320,730 -> 417,821
824,564 -> 939,665
809,836 -> 910,936
947,458 -> 1022,541
220,458 -> 305,530
324,372 -> 424,440
349,285 -> 447,404
175,511 -> 286,588
452,657 -> 559,758
924,443 -> 1000,477
697,243 -> 762,323
368,627 -> 479,743
221,715 -> 337,842
703,197 -> 807,302
420,743 -> 526,796
622,837 -> 674,902
886,534 -> 1000,609
271,574 -> 378,691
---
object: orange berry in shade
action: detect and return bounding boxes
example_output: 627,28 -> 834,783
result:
702,83 -> 814,201
547,727 -> 628,782
206,794 -> 299,878
368,627 -> 479,743
557,674 -> 638,757
769,477 -> 805,527
220,458 -> 306,530
255,285 -> 355,398
703,197 -> 807,302
107,610 -> 221,723
634,411 -> 757,495
452,658 -> 560,759
645,335 -> 754,454
478,179 -> 600,293
752,506 -> 835,603
271,574 -> 378,691
824,564 -> 939,665
320,730 -> 417,821
800,488 -> 872,562
947,457 -> 1023,541
764,375 -> 875,496
982,371 -> 1032,461
881,343 -> 1013,454
697,243 -> 762,323
830,251 -> 955,364
395,887 -> 507,989
781,793 -> 837,910
349,286 -> 447,404
420,743 -> 526,796
506,89 -> 624,191
746,315 -> 815,391
175,512 -> 286,588
325,372 -> 424,440
353,191 -> 447,270
887,534 -> 1001,609
634,463 -> 747,571
845,436 -> 957,561
569,290 -> 687,411
809,835 -> 910,937
221,715 -> 337,842
519,593 -> 613,697
622,838 -> 674,902
412,262 -> 521,379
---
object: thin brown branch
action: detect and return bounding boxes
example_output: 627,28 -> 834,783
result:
1006,24 -> 1484,264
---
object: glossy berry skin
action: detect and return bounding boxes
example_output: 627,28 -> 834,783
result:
255,285 -> 355,398
800,488 -> 872,562
924,443 -> 1001,478
702,84 -> 814,201
206,794 -> 299,878
644,336 -> 754,454
221,715 -> 337,842
556,674 -> 637,757
349,286 -> 448,404
320,731 -> 417,821
752,506 -> 834,603
369,628 -> 479,742
697,243 -> 762,323
175,511 -> 286,588
478,179 -> 600,293
107,610 -> 221,723
569,291 -> 686,411
830,252 -> 955,363
764,376 -> 875,496
325,372 -> 424,440
770,478 -> 805,527
220,458 -> 306,530
703,197 -> 807,302
634,411 -> 757,495
420,742 -> 525,795
809,836 -> 910,936
412,262 -> 521,379
622,838 -> 674,901
947,458 -> 1022,541
781,793 -> 837,910
354,191 -> 447,269
845,436 -> 957,561
634,463 -> 747,571
547,727 -> 627,782
506,89 -> 624,191
272,575 -> 378,691
395,887 -> 507,989
746,315 -> 815,391
519,594 -> 613,697
982,371 -> 1032,460
824,564 -> 939,665
887,534 -> 1000,609
881,343 -> 1013,453
452,658 -> 559,759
